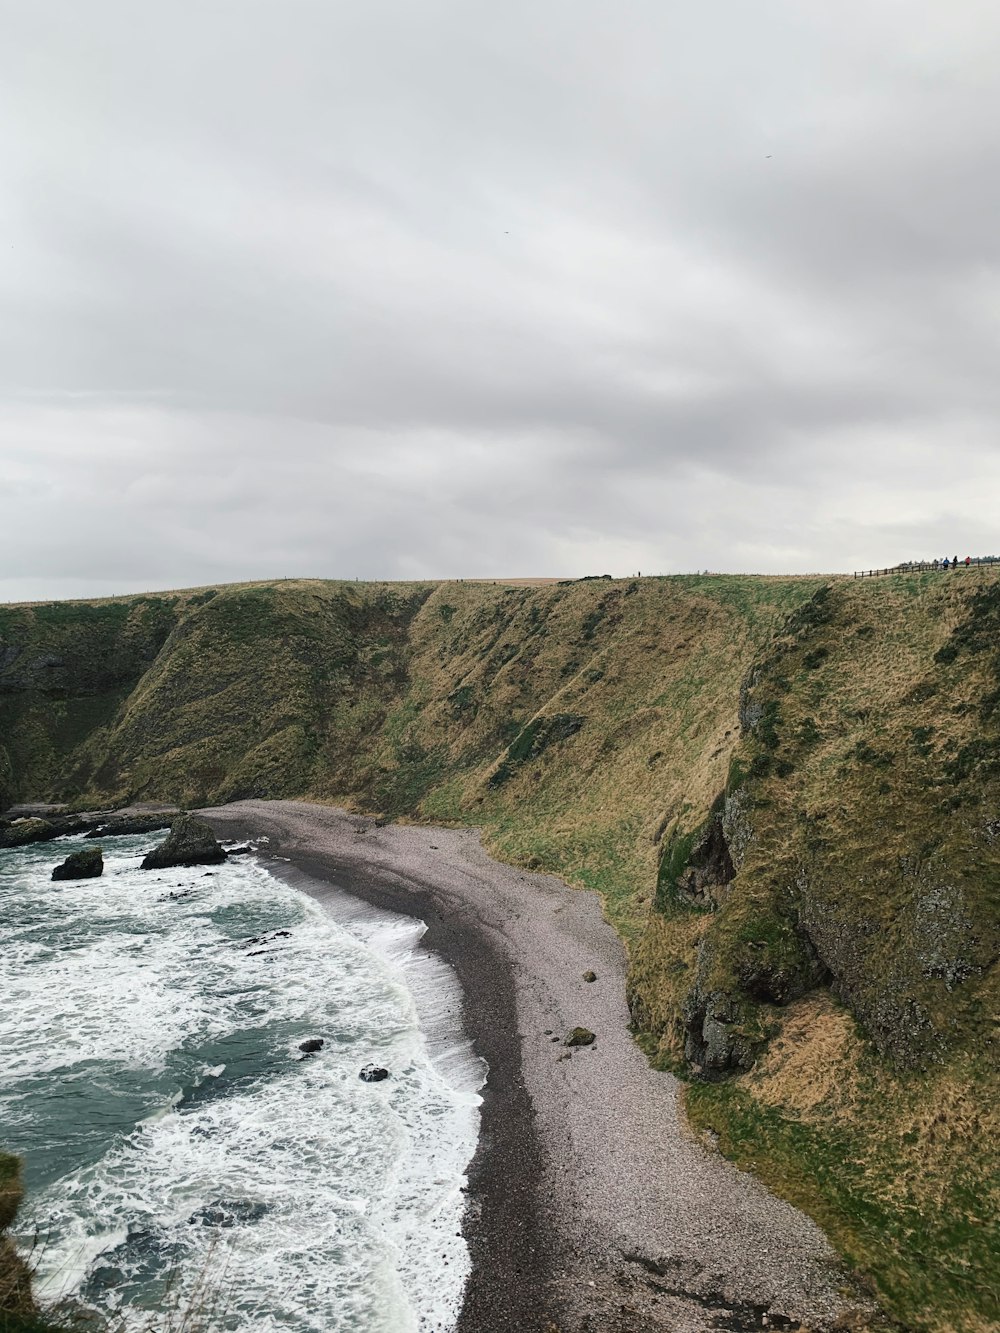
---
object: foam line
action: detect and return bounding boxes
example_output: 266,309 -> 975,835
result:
0,835 -> 484,1332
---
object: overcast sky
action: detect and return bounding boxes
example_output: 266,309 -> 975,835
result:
2,1 -> 999,600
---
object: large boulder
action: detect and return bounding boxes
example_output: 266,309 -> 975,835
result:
141,815 -> 227,870
0,818 -> 57,848
52,846 -> 104,880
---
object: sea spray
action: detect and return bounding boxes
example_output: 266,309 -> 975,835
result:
0,834 -> 484,1332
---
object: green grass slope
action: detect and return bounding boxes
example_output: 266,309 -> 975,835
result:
0,595 -> 184,809
2,571 -> 997,1330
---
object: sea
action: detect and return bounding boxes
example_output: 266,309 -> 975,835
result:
0,831 -> 485,1333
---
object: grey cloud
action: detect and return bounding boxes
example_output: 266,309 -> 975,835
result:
2,0 -> 999,600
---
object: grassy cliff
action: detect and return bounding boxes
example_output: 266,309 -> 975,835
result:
2,572 -> 997,1330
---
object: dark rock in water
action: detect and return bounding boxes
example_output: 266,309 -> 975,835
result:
52,846 -> 104,880
299,1038 -> 324,1053
85,813 -> 175,839
141,815 -> 227,870
1,818 -> 56,848
188,1200 -> 268,1229
225,845 -> 252,855
359,1064 -> 390,1082
582,970 -> 598,982
565,1027 -> 596,1047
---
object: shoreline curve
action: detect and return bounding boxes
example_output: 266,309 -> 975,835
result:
200,798 -> 871,1333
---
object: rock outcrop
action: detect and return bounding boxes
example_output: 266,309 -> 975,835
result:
52,846 -> 104,880
0,812 -> 101,847
359,1064 -> 389,1082
0,817 -> 56,848
141,815 -> 227,870
85,813 -> 175,839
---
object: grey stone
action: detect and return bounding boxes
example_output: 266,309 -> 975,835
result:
141,815 -> 227,870
359,1064 -> 390,1082
52,846 -> 104,880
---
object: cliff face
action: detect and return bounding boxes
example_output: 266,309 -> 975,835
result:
2,572 -> 997,1329
654,580 -> 999,1076
0,596 -> 181,811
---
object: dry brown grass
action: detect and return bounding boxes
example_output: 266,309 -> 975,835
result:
746,993 -> 862,1117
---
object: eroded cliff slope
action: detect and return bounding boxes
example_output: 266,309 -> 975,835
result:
2,572 -> 997,1330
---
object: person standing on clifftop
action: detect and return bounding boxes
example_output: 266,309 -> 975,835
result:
953,555 -> 959,569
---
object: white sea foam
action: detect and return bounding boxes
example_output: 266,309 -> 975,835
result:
0,835 -> 484,1333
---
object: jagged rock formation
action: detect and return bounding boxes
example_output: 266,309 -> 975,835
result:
140,814 -> 227,869
0,810 -> 175,847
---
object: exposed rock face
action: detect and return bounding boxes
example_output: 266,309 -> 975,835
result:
489,712 -> 585,787
678,802 -> 736,906
0,809 -> 180,849
683,988 -> 763,1076
721,787 -> 754,874
0,813 -> 100,847
52,846 -> 104,880
682,907 -> 829,1077
85,813 -> 175,839
141,815 -> 227,870
0,818 -> 56,848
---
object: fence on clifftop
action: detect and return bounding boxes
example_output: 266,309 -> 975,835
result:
853,558 -> 1000,579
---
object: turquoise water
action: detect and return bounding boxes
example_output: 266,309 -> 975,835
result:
0,833 -> 483,1332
